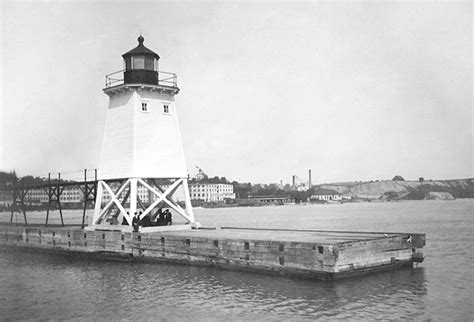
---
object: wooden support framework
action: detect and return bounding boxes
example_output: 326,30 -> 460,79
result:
78,169 -> 97,228
93,179 -> 129,225
91,177 -> 195,230
10,186 -> 28,225
6,169 -> 101,227
45,173 -> 65,226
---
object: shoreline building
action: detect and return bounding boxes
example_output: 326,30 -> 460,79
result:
25,187 -> 83,205
100,182 -> 235,204
244,195 -> 295,205
189,183 -> 235,202
13,180 -> 236,207
310,188 -> 342,202
0,190 -> 13,208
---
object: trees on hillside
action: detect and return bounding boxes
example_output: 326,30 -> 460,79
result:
0,171 -> 18,189
0,171 -> 49,189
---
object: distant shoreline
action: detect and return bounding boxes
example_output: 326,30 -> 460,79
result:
201,196 -> 473,209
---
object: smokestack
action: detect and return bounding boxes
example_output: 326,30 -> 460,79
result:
292,175 -> 296,189
309,169 -> 312,188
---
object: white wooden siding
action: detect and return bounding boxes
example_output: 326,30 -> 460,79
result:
98,89 -> 187,180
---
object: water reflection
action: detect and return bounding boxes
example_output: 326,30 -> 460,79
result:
0,246 -> 427,320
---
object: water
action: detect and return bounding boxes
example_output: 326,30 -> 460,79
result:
0,199 -> 472,320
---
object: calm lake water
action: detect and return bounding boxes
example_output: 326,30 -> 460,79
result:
0,199 -> 472,320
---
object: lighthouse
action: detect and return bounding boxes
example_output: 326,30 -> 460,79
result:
91,35 -> 195,230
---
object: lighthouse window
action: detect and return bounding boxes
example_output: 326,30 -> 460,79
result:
145,57 -> 154,70
132,56 -> 145,69
141,102 -> 148,112
163,105 -> 169,114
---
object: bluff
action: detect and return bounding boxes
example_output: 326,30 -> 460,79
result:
320,179 -> 474,201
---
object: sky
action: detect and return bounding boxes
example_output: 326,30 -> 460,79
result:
1,1 -> 472,184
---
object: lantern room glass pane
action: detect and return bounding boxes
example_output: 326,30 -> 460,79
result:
145,57 -> 154,70
132,56 -> 144,69
124,57 -> 131,70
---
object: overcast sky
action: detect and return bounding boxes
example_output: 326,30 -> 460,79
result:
1,1 -> 472,184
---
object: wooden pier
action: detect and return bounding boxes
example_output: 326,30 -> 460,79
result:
0,223 -> 425,281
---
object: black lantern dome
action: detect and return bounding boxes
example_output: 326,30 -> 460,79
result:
122,35 -> 160,85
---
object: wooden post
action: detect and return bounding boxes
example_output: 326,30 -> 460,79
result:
129,178 -> 137,218
20,188 -> 28,225
10,189 -> 16,223
93,169 -> 98,200
57,173 -> 64,227
46,173 -> 51,225
93,181 -> 103,224
81,169 -> 87,229
182,179 -> 195,222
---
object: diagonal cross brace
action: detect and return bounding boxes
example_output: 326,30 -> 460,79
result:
138,178 -> 194,223
96,180 -> 130,223
152,180 -> 188,218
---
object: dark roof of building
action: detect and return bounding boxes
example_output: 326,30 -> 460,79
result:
122,35 -> 160,59
312,188 -> 341,196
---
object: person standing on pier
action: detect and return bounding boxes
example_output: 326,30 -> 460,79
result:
132,212 -> 140,232
122,212 -> 129,225
164,209 -> 172,225
158,209 -> 165,226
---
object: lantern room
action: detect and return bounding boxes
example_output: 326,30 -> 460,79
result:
122,35 -> 160,85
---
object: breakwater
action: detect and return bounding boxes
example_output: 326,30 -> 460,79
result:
0,223 -> 424,280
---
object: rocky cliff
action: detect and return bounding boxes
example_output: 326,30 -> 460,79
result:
320,179 -> 473,201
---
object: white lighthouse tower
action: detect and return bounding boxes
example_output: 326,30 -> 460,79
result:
91,35 -> 195,231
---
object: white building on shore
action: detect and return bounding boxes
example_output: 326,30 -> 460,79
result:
16,180 -> 236,206
310,188 -> 342,201
25,187 -> 84,204
100,182 -> 235,204
189,183 -> 235,202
